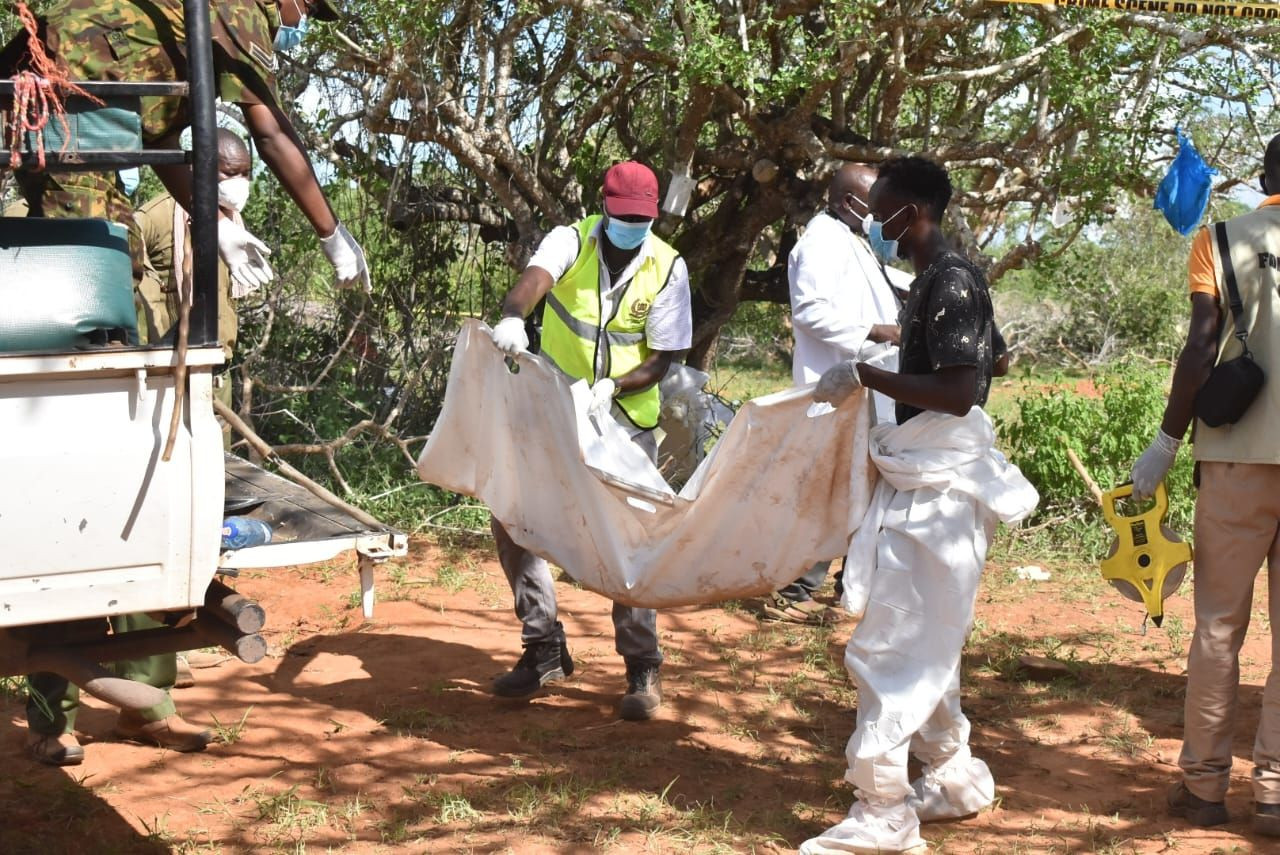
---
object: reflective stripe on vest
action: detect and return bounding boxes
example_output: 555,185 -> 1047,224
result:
539,215 -> 679,430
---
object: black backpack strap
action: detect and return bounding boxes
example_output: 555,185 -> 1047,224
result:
1214,221 -> 1250,351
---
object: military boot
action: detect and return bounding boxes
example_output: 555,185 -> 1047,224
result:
1254,801 -> 1280,836
492,637 -> 574,698
1167,781 -> 1228,827
620,661 -> 662,721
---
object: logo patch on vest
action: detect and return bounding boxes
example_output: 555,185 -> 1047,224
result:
627,299 -> 652,323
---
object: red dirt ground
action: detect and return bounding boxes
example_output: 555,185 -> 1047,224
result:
1,541 -> 1275,854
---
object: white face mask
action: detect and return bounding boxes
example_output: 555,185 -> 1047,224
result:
218,176 -> 252,213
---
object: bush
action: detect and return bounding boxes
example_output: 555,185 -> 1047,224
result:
998,359 -> 1194,556
717,301 -> 792,367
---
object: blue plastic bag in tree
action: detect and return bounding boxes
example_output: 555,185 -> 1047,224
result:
1154,128 -> 1218,236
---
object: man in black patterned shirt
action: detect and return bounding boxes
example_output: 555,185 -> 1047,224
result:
891,228 -> 1007,425
800,157 -> 1032,855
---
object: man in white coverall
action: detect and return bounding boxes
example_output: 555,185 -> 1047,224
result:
487,161 -> 692,721
764,163 -> 909,624
799,156 -> 1035,854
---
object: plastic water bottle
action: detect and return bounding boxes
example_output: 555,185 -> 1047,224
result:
221,517 -> 273,550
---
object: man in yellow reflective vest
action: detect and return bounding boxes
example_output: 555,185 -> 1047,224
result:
488,161 -> 692,720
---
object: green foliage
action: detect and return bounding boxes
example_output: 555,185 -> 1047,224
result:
716,301 -> 791,369
997,196 -> 1245,366
228,166 -> 512,532
998,360 -> 1194,556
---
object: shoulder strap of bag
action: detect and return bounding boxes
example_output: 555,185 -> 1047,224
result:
1213,221 -> 1251,352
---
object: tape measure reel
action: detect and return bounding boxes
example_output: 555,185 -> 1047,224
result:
1099,482 -> 1192,627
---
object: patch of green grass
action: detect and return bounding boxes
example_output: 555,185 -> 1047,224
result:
209,706 -> 253,745
305,563 -> 339,584
382,563 -> 411,601
434,563 -> 473,593
497,767 -> 612,824
379,704 -> 460,737
1098,711 -> 1154,760
138,812 -> 175,846
336,793 -> 371,833
0,675 -> 28,704
433,792 -> 482,824
708,359 -> 791,404
238,783 -> 329,847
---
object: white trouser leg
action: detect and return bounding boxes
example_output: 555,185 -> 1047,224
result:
911,667 -> 969,765
843,486 -> 991,804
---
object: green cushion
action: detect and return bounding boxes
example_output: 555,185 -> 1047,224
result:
0,217 -> 139,352
23,95 -> 143,155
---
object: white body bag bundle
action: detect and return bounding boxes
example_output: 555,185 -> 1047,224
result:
417,320 -> 877,608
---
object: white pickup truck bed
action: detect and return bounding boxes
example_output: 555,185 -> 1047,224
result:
0,344 -> 406,680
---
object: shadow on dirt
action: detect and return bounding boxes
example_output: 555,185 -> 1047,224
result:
0,714 -> 169,855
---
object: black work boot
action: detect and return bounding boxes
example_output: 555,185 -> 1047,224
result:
619,661 -> 662,721
1256,801 -> 1280,837
492,637 -> 574,699
1167,781 -> 1228,827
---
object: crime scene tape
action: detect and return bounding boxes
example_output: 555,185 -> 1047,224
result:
988,0 -> 1280,19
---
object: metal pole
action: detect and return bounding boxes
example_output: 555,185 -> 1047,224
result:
184,0 -> 219,347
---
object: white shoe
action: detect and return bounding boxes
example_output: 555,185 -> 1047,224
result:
908,754 -> 995,822
800,797 -> 927,854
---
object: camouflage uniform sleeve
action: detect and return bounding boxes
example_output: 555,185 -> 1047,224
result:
36,0 -> 279,141
212,0 -> 281,108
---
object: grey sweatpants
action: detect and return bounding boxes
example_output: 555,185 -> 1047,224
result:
490,425 -> 662,666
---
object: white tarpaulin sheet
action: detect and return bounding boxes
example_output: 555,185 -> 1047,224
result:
417,320 -> 876,607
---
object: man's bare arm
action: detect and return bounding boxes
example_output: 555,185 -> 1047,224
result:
241,101 -> 338,237
150,130 -> 196,211
858,363 -> 978,418
1160,292 -> 1222,439
501,267 -> 556,319
614,350 -> 676,395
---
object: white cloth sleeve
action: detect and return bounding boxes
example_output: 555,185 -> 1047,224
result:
645,256 -> 693,351
789,237 -> 873,358
525,224 -> 582,281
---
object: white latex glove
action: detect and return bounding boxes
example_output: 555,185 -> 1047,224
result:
588,378 -> 616,418
491,316 -> 529,356
320,222 -> 372,293
217,217 -> 273,297
813,360 -> 863,407
1131,428 -> 1181,501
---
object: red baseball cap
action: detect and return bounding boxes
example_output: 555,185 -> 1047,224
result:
603,161 -> 659,219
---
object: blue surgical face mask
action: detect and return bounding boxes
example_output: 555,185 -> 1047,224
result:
604,216 -> 652,251
274,15 -> 308,52
118,167 -> 140,197
867,205 -> 911,263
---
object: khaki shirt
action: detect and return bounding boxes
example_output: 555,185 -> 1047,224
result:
135,193 -> 237,357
